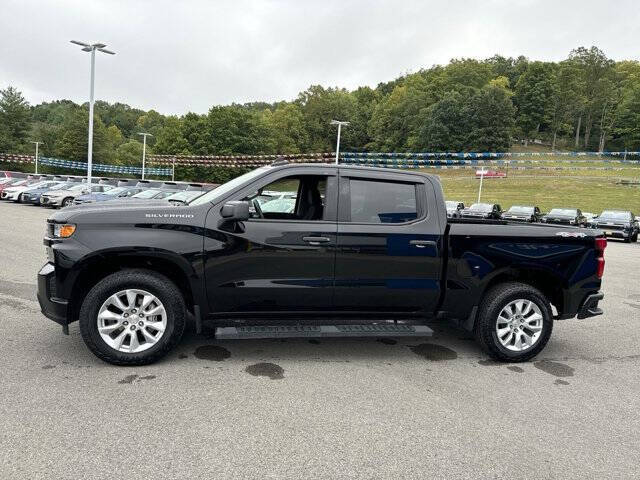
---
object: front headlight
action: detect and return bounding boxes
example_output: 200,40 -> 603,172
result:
53,224 -> 76,238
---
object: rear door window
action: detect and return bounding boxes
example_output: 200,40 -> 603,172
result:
348,179 -> 418,224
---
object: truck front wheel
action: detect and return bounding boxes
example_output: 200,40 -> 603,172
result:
79,269 -> 186,365
475,282 -> 553,362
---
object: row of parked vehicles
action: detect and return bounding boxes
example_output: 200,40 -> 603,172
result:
445,201 -> 639,242
0,173 -> 216,208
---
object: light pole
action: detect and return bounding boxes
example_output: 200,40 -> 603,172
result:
32,141 -> 43,174
477,166 -> 487,203
330,120 -> 349,165
70,40 -> 115,186
138,133 -> 153,179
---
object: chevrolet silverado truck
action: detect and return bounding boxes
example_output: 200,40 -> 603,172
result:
37,163 -> 607,365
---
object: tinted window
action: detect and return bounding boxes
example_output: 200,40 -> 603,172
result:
349,179 -> 417,223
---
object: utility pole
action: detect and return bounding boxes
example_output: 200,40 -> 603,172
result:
32,141 -> 43,174
477,167 -> 487,203
330,120 -> 349,165
70,40 -> 115,186
138,133 -> 153,179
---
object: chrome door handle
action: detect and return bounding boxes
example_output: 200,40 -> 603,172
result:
410,240 -> 437,249
303,236 -> 331,245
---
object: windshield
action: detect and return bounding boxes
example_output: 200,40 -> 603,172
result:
549,208 -> 577,216
599,211 -> 631,220
445,201 -> 460,209
69,184 -> 91,191
49,182 -> 72,190
469,203 -> 493,212
132,189 -> 162,199
189,167 -> 270,206
508,206 -> 534,214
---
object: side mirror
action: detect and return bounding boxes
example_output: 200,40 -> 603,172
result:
221,201 -> 250,222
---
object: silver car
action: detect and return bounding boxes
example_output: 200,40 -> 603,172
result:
40,183 -> 113,208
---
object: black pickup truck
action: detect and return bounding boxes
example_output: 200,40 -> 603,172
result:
37,163 -> 607,365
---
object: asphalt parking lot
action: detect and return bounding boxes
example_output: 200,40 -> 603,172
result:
1,200 -> 639,480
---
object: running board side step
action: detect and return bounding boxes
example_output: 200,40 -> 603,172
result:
214,324 -> 433,340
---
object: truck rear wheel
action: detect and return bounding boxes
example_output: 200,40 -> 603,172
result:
79,269 -> 186,365
475,282 -> 553,362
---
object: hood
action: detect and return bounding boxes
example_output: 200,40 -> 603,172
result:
48,199 -> 178,223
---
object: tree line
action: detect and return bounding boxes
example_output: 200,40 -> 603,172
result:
2,45 -> 640,171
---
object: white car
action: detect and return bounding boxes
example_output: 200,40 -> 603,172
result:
1,180 -> 59,202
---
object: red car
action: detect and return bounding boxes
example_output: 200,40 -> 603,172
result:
475,169 -> 507,179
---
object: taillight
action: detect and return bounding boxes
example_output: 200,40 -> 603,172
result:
595,237 -> 607,278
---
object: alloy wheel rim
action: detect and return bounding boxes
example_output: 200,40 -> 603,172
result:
495,299 -> 543,352
97,289 -> 167,353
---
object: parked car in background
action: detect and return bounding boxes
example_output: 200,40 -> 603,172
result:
461,203 -> 503,220
41,183 -> 113,208
22,182 -> 78,205
445,201 -> 465,218
1,180 -> 60,202
541,208 -> 586,226
0,178 -> 29,194
165,190 -> 206,205
73,186 -> 144,205
502,205 -> 542,223
591,210 -> 638,242
583,212 -> 596,227
130,188 -> 178,201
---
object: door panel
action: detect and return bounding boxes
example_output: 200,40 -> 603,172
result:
204,221 -> 337,313
203,171 -> 338,315
333,174 -> 443,314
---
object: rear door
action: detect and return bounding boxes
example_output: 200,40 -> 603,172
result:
333,170 -> 443,315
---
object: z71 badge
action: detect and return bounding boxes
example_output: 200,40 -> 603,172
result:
555,231 -> 587,238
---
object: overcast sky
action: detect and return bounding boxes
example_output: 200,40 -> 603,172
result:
1,0 -> 639,115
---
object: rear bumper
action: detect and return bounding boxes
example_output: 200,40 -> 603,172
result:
576,292 -> 604,319
37,263 -> 69,326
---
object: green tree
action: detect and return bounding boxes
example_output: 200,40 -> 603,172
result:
114,139 -> 144,166
0,86 -> 31,151
297,85 -> 356,151
154,116 -> 191,155
514,62 -> 554,145
569,46 -> 614,149
466,84 -> 516,151
262,103 -> 308,154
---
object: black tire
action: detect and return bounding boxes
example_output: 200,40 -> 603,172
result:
624,237 -> 631,243
474,282 -> 553,362
79,269 -> 186,366
62,197 -> 73,207
633,233 -> 638,243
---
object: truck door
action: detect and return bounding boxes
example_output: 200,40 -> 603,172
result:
333,171 -> 443,314
203,167 -> 338,314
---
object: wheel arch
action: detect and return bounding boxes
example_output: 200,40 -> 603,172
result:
68,250 -> 201,323
478,266 -> 566,319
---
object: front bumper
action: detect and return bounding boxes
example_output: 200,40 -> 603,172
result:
40,196 -> 63,207
576,292 -> 604,319
37,262 -> 69,326
598,230 -> 629,239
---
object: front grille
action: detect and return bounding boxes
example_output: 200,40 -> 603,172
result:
41,196 -> 49,204
47,222 -> 54,237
